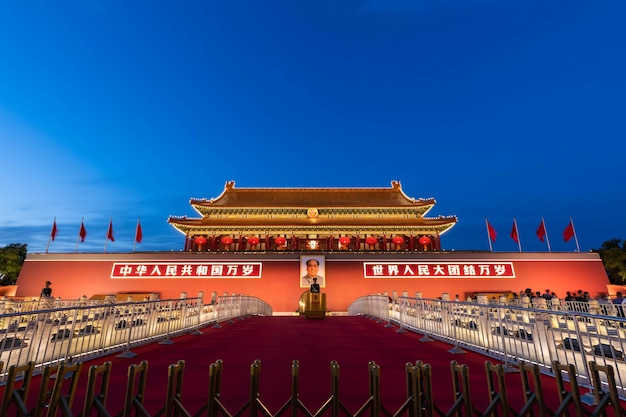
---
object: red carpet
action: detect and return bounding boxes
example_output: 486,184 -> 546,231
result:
1,316 -> 614,415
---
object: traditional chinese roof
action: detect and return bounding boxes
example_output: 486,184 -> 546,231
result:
167,215 -> 456,234
189,180 -> 435,213
168,180 -> 457,237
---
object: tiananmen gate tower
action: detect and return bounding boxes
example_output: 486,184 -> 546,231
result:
167,180 -> 457,253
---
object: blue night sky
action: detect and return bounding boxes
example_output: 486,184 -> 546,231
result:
1,1 -> 624,254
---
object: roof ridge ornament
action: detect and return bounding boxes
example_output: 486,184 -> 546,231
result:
225,180 -> 236,190
390,180 -> 423,206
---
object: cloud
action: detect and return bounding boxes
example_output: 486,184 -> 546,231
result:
0,110 -> 125,229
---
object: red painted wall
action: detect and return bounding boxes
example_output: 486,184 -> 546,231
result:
16,252 -> 610,313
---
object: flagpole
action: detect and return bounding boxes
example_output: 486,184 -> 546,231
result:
485,218 -> 493,252
514,217 -> 522,252
104,217 -> 109,253
46,217 -> 56,254
542,217 -> 552,252
75,217 -> 83,253
133,217 -> 140,252
570,216 -> 580,252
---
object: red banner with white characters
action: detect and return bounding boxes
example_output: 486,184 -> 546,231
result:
111,262 -> 262,278
363,262 -> 515,278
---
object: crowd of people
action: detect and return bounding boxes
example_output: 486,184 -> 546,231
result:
516,288 -> 603,303
511,287 -> 625,316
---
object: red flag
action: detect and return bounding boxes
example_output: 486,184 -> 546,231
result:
487,221 -> 497,242
106,219 -> 115,242
50,219 -> 58,241
510,222 -> 519,243
536,220 -> 546,242
79,221 -> 87,242
563,221 -> 575,242
135,221 -> 143,243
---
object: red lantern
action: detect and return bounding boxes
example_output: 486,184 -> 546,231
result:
365,237 -> 377,247
194,236 -> 207,251
275,237 -> 286,245
392,236 -> 404,245
418,236 -> 431,245
418,236 -> 431,250
248,236 -> 260,246
221,236 -> 233,245
339,236 -> 350,245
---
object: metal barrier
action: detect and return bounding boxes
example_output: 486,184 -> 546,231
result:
349,294 -> 626,400
3,357 -> 624,416
0,294 -> 271,384
212,294 -> 273,326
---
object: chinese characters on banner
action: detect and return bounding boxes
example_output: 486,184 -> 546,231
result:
111,262 -> 262,278
111,261 -> 514,279
363,262 -> 515,278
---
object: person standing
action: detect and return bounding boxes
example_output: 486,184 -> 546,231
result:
310,277 -> 320,293
613,292 -> 625,318
41,281 -> 52,297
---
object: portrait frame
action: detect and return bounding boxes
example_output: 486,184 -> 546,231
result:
300,255 -> 326,288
